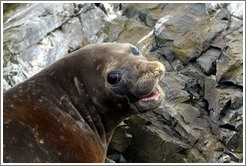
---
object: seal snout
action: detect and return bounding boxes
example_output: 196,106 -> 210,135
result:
145,61 -> 165,81
134,60 -> 166,113
154,62 -> 165,81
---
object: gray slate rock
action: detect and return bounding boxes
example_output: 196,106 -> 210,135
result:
155,4 -> 229,63
197,48 -> 221,75
3,3 -> 243,163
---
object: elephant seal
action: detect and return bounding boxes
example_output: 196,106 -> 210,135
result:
3,43 -> 165,163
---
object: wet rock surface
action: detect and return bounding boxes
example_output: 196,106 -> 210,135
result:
3,3 -> 243,163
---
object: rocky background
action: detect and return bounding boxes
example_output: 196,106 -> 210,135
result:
2,3 -> 244,163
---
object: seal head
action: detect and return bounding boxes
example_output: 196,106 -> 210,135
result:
104,44 -> 165,113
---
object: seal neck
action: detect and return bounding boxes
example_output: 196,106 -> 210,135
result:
46,53 -> 130,150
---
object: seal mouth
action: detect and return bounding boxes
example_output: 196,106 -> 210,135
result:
140,88 -> 162,102
135,85 -> 165,113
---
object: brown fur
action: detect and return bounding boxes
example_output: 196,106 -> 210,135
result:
3,43 -> 165,163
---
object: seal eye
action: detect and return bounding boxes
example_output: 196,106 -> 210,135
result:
108,72 -> 121,85
130,46 -> 140,56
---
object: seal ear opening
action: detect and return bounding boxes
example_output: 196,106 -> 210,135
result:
130,46 -> 140,56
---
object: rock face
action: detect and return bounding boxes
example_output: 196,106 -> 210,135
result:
3,3 -> 108,86
3,3 -> 243,163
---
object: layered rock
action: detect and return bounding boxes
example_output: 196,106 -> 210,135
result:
3,3 -> 243,163
3,3 -> 107,88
